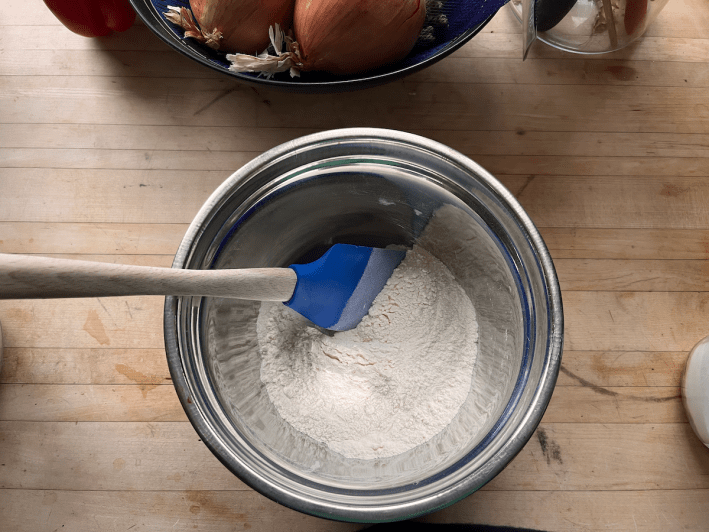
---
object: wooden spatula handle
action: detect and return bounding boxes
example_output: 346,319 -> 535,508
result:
0,254 -> 297,301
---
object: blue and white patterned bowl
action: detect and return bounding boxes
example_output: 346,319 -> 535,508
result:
129,0 -> 509,91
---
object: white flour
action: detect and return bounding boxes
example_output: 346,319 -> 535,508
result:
257,245 -> 478,460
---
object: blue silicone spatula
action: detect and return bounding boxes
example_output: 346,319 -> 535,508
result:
0,244 -> 406,332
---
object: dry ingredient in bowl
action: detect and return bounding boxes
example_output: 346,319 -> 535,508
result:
257,245 -> 478,460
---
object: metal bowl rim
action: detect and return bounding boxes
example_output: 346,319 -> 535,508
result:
164,127 -> 564,522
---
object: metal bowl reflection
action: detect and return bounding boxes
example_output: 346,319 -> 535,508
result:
164,128 -> 563,522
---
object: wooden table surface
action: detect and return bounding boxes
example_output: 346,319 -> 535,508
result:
2,0 -> 709,530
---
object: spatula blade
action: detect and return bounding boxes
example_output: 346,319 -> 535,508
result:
285,244 -> 406,332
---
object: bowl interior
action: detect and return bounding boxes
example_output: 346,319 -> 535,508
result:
132,0 -> 508,90
167,131 -> 561,519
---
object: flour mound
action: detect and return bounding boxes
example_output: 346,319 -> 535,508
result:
257,246 -> 478,460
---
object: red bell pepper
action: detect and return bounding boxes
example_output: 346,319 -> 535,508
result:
43,0 -> 136,38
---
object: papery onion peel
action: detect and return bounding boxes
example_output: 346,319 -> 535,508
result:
228,0 -> 426,76
166,0 -> 295,54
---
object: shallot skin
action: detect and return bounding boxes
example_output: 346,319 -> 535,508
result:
191,0 -> 295,54
293,0 -> 426,75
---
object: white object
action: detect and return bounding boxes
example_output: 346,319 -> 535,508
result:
682,336 -> 709,447
258,246 -> 479,460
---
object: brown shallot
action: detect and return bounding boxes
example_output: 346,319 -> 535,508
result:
227,0 -> 426,76
165,0 -> 295,54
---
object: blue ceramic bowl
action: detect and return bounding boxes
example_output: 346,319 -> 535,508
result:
129,0 -> 508,92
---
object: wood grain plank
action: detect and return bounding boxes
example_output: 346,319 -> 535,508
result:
4,126 -> 708,159
5,48 -> 709,88
0,149 -> 256,172
414,56 -> 709,86
3,148 -> 708,181
2,488 -> 707,531
4,150 -> 708,182
4,224 -> 709,260
542,386 -> 683,424
0,297 -> 165,349
556,259 -> 709,291
6,207 -> 709,271
3,76 -> 708,134
485,423 -> 709,491
433,131 -> 709,159
512,176 -> 709,229
4,282 -> 689,385
1,289 -> 709,351
1,50 -> 214,79
0,256 -> 171,384
564,291 -> 709,352
0,489 -> 361,532
480,155 -> 709,178
1,347 -> 171,385
3,0 -> 703,47
0,383 -> 683,424
541,228 -> 709,259
0,348 -> 691,389
0,168 -> 228,224
1,347 -> 686,388
2,422 -> 707,491
549,36 -> 709,63
0,76 -> 259,129
5,21 -> 709,65
0,24 -> 169,52
250,84 -> 709,134
0,229 -> 709,268
3,171 -> 709,228
5,0 -> 705,39
0,222 -> 186,255
424,488 -> 709,531
0,421 -> 246,491
0,124 -> 313,152
3,0 -> 64,25
0,384 -> 185,422
454,32 -> 709,63
558,350 -> 687,387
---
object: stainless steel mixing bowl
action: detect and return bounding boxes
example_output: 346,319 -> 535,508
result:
164,128 -> 563,522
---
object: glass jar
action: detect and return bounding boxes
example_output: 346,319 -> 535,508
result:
510,0 -> 670,54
